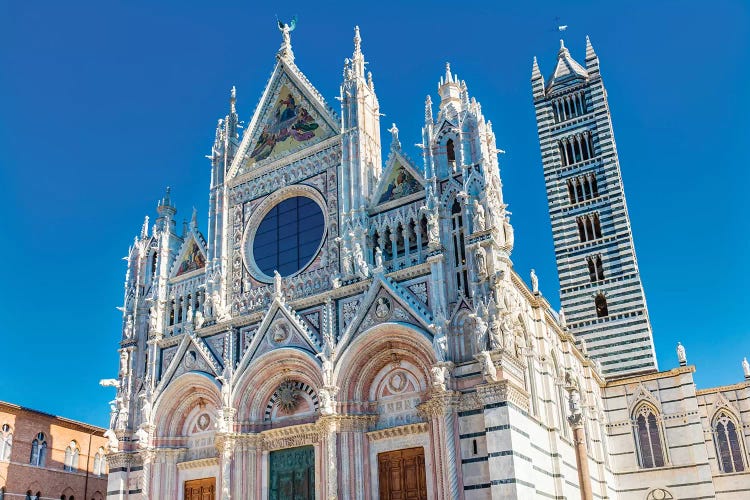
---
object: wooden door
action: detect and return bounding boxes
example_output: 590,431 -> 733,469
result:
378,447 -> 427,500
184,477 -> 215,500
269,445 -> 315,500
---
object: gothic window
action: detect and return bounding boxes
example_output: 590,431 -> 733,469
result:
408,220 -> 418,252
0,424 -> 11,461
714,410 -> 746,473
577,218 -> 586,241
169,299 -> 175,325
590,173 -> 599,197
451,199 -> 469,297
633,404 -> 666,468
567,180 -> 576,204
587,257 -> 597,282
593,213 -> 602,238
595,255 -> 605,280
595,293 -> 608,317
64,441 -> 79,472
372,231 -> 381,262
446,139 -> 456,164
93,447 -> 106,476
567,173 -> 600,205
30,432 -> 47,467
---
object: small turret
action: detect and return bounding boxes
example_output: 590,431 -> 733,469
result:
438,63 -> 461,110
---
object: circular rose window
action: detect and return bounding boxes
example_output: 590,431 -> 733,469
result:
248,195 -> 325,279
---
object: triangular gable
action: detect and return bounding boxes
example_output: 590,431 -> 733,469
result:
229,59 -> 340,179
371,148 -> 425,209
235,297 -> 322,375
156,332 -> 223,394
171,235 -> 207,278
335,274 -> 434,358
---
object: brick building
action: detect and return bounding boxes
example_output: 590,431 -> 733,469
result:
0,401 -> 108,500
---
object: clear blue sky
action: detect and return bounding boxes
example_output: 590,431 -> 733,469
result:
1,1 -> 747,428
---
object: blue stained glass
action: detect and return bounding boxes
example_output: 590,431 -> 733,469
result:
252,196 -> 325,277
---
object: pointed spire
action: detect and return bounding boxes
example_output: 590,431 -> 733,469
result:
230,86 -> 236,113
160,187 -> 172,208
585,35 -> 600,73
532,56 -> 542,79
354,25 -> 361,55
190,207 -> 198,230
425,95 -> 433,124
351,25 -> 365,78
367,71 -> 374,91
558,39 -> 568,57
445,62 -> 453,83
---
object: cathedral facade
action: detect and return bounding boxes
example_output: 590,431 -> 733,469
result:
105,24 -> 750,500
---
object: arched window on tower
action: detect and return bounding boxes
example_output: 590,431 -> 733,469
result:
595,255 -> 605,281
714,410 -> 746,473
587,257 -> 597,282
633,403 -> 666,468
0,424 -> 12,461
451,198 -> 469,297
30,433 -> 47,467
595,293 -> 608,317
593,214 -> 602,238
446,139 -> 456,165
577,218 -> 586,242
567,180 -> 576,204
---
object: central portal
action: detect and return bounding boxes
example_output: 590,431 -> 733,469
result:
184,477 -> 215,500
269,445 -> 315,500
378,447 -> 428,500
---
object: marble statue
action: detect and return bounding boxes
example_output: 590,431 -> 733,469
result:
677,342 -> 687,366
530,269 -> 538,294
478,351 -> 498,383
473,199 -> 486,232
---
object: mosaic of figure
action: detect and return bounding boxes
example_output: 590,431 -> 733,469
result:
378,163 -> 420,204
249,86 -> 320,163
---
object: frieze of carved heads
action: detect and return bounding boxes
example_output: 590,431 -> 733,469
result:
229,147 -> 340,205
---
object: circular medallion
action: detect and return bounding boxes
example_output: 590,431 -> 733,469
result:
197,413 -> 210,431
247,195 -> 325,280
388,371 -> 408,394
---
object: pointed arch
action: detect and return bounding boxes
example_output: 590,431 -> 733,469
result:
632,402 -> 666,468
712,408 -> 746,473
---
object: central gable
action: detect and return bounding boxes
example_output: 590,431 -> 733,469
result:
230,61 -> 339,179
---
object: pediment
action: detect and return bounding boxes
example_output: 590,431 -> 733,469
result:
229,60 -> 339,179
371,148 -> 425,210
336,274 -> 434,356
235,297 -> 322,374
157,333 -> 223,392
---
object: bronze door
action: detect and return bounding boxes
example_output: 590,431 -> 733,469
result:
378,447 -> 427,500
269,445 -> 315,500
184,477 -> 215,500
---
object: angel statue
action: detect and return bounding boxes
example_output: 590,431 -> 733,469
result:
277,16 -> 297,56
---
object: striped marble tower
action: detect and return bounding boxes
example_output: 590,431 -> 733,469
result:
531,38 -> 658,377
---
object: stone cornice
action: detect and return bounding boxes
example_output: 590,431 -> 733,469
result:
177,457 -> 219,470
696,381 -> 750,395
367,422 -> 429,442
604,366 -> 695,388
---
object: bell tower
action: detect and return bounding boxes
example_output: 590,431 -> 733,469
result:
532,38 -> 657,377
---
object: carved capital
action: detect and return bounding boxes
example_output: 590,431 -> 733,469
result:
417,390 -> 461,419
105,451 -> 133,469
476,380 -> 530,412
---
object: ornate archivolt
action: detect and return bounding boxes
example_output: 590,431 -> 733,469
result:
152,372 -> 222,441
233,347 -> 323,425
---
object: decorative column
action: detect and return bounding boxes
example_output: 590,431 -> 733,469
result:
104,452 -> 132,500
217,433 -> 236,500
564,373 -> 593,500
418,387 -> 461,500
